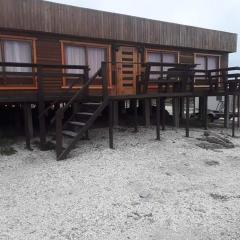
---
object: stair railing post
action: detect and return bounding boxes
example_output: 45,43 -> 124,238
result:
101,61 -> 108,100
56,108 -> 63,159
84,66 -> 90,96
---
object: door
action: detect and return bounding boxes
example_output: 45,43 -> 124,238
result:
116,46 -> 139,95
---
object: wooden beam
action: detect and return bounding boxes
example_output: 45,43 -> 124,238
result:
237,95 -> 240,128
144,98 -> 151,127
203,96 -> 208,130
185,97 -> 190,137
224,95 -> 230,128
173,97 -> 180,128
113,100 -> 119,126
23,103 -> 33,150
232,94 -> 236,137
160,98 -> 166,130
109,100 -> 114,149
156,97 -> 160,140
133,99 -> 138,132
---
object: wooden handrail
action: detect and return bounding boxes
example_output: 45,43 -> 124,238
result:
0,62 -> 89,69
57,67 -> 102,115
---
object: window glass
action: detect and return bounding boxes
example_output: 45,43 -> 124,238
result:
162,53 -> 176,72
87,47 -> 105,77
147,52 -> 161,79
65,45 -> 85,74
3,40 -> 32,72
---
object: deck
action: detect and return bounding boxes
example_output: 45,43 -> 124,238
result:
1,62 -> 240,160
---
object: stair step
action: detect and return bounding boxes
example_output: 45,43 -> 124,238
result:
76,112 -> 94,116
68,121 -> 86,126
62,130 -> 78,138
82,102 -> 102,106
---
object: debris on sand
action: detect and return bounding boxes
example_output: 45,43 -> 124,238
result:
196,131 -> 234,150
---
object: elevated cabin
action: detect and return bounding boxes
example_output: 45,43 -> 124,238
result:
0,0 -> 237,102
0,0 -> 239,160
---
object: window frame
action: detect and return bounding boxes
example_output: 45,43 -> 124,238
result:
60,40 -> 112,89
0,35 -> 37,90
145,48 -> 179,89
194,53 -> 221,87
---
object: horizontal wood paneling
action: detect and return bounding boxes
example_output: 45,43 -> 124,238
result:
0,0 -> 237,52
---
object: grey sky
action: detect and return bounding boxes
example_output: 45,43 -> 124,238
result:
48,0 -> 239,66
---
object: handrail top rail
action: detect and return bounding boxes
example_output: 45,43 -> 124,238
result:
0,62 -> 90,69
57,68 -> 102,115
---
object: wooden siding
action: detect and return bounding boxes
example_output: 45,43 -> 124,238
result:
0,0 -> 237,53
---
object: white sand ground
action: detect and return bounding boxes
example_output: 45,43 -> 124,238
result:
1,126 -> 240,240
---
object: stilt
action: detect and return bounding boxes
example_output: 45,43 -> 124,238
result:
133,99 -> 138,132
193,97 -> 196,114
156,97 -> 160,140
173,97 -> 180,128
237,95 -> 240,128
185,96 -> 190,137
224,95 -> 230,128
160,98 -> 166,130
38,67 -> 47,150
232,94 -> 236,137
144,98 -> 150,127
23,103 -> 33,150
113,100 -> 119,126
39,103 -> 46,150
109,101 -> 114,149
179,97 -> 184,119
203,96 -> 208,130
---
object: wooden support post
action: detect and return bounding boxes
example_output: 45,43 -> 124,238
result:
133,99 -> 138,132
193,97 -> 196,115
156,97 -> 160,140
38,67 -> 47,150
173,97 -> 180,128
224,95 -> 230,128
113,100 -> 119,126
160,98 -> 166,130
232,94 -> 236,137
109,101 -> 114,149
237,95 -> 240,128
56,110 -> 63,159
185,97 -> 190,137
23,103 -> 33,150
203,96 -> 208,130
144,98 -> 150,127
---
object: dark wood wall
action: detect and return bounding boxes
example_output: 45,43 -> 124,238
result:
0,30 -> 230,102
0,0 -> 237,53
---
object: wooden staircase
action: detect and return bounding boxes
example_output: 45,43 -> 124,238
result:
52,62 -> 110,160
55,98 -> 109,160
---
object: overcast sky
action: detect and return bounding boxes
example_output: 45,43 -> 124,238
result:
48,0 -> 239,66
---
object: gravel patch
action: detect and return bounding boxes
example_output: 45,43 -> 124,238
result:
1,127 -> 240,240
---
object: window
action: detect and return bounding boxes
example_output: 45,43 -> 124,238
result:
63,42 -> 107,86
147,50 -> 178,79
0,39 -> 32,72
195,54 -> 219,71
195,54 -> 220,83
0,37 -> 35,89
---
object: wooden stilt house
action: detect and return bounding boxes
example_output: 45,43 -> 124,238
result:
0,0 -> 238,159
